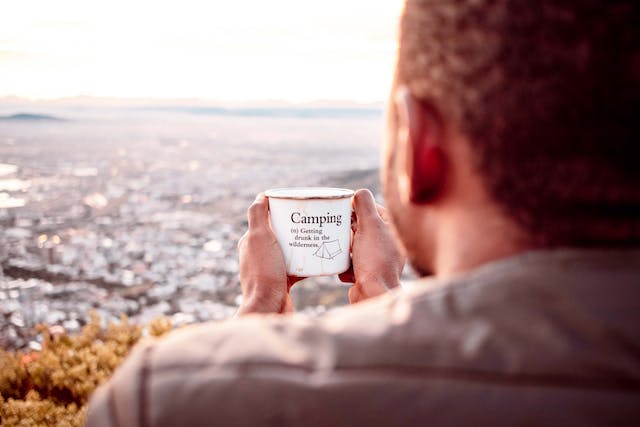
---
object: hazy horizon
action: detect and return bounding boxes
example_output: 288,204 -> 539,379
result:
0,95 -> 385,123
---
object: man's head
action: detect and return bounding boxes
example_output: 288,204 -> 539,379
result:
383,0 -> 639,276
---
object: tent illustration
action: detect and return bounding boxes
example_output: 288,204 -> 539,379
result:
313,240 -> 342,260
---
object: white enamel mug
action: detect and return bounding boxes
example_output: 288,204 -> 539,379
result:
265,187 -> 354,277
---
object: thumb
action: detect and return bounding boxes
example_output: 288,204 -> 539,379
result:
353,189 -> 382,226
247,193 -> 269,229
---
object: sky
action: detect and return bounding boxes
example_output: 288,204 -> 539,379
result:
0,0 -> 403,103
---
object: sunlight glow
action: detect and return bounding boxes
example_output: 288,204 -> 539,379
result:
0,0 -> 403,102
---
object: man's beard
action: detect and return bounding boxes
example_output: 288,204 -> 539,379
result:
387,204 -> 434,278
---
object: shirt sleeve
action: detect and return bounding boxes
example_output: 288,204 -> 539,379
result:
86,341 -> 154,427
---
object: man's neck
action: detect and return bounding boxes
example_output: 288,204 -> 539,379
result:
432,203 -> 535,278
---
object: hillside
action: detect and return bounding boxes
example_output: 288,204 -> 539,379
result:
0,113 -> 66,121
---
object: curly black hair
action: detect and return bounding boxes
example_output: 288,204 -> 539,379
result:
397,0 -> 640,245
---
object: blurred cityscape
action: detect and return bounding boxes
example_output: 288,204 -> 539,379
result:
0,106 -> 384,350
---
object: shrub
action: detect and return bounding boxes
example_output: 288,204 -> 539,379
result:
0,312 -> 172,426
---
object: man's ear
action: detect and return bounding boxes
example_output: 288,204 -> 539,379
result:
394,87 -> 447,205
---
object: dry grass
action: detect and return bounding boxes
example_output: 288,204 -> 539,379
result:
0,312 -> 172,426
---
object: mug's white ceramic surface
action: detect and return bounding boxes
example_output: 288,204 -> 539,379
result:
265,187 -> 354,277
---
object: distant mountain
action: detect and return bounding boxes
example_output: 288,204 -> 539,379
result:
0,113 -> 66,121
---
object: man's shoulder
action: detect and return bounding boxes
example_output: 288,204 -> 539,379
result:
88,294 -> 414,426
151,248 -> 640,377
87,249 -> 640,426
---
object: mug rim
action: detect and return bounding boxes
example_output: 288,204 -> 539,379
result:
265,187 -> 354,200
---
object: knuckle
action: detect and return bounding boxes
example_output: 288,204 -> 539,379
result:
244,228 -> 264,243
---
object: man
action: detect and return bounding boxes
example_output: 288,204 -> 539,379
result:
87,0 -> 639,425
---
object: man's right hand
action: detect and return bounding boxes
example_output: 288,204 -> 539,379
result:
236,193 -> 300,316
339,189 -> 405,303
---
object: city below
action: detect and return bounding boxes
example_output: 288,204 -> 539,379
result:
0,107 -> 384,350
